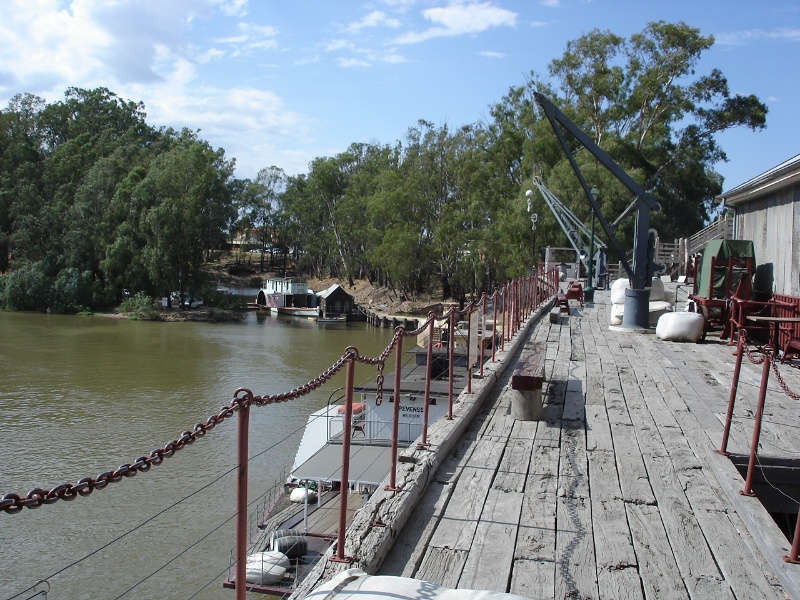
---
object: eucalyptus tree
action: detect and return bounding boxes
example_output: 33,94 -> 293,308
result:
238,166 -> 287,271
138,131 -> 237,300
490,21 -> 767,260
554,22 -> 765,241
0,93 -> 46,273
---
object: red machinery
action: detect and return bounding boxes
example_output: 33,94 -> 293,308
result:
689,240 -> 756,340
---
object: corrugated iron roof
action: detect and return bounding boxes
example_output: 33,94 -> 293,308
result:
717,153 -> 800,205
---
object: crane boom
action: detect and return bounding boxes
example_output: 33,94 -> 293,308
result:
531,176 -> 606,269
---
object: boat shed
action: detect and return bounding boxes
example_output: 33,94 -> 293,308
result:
317,284 -> 355,318
716,153 -> 800,296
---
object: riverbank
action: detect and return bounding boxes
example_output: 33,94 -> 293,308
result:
97,307 -> 248,322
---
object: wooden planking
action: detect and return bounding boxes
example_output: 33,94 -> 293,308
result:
511,448 -> 559,597
369,290 -> 800,600
458,488 -> 524,592
414,547 -> 467,588
493,434 -> 534,494
626,503 -> 690,600
681,469 -> 786,600
427,441 -> 505,551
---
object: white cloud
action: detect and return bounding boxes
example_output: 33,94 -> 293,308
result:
215,0 -> 249,17
347,10 -> 402,32
480,50 -> 505,58
715,27 -> 800,46
337,57 -> 372,68
394,1 -> 517,44
139,84 -> 314,176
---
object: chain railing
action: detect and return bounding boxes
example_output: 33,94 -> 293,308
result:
2,270 -> 560,600
719,326 -> 800,565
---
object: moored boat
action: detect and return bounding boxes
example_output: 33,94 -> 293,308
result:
256,277 -> 319,318
228,337 -> 475,596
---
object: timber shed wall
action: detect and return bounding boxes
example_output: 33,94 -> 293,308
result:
735,181 -> 800,297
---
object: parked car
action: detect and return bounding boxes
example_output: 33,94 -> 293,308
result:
170,291 -> 204,309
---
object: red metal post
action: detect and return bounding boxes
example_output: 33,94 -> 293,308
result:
447,310 -> 455,419
466,304 -> 473,394
741,350 -> 772,496
418,316 -> 435,449
479,294 -> 486,379
719,330 -> 746,455
446,308 -> 454,420
784,506 -> 800,564
501,286 -> 507,351
332,356 -> 356,562
234,397 -> 250,600
385,334 -> 404,492
491,291 -> 498,363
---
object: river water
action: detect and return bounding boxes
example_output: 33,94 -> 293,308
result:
0,310 -> 391,600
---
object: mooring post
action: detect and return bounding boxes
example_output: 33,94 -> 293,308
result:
234,392 -> 251,600
332,355 -> 356,562
719,330 -> 746,455
741,350 -> 771,496
385,333 -> 404,492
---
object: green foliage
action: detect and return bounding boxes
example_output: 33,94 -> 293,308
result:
119,291 -> 154,315
49,267 -> 105,313
3,262 -> 51,311
0,22 -> 767,309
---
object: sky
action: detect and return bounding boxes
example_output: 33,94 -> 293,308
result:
0,0 -> 798,193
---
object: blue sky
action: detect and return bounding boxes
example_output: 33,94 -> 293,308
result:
0,0 -> 798,192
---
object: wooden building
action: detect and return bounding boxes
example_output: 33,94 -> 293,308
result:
317,284 -> 355,318
716,153 -> 800,296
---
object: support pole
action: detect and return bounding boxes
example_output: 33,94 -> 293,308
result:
332,356 -> 356,562
386,334 -> 404,491
234,395 -> 251,600
418,316 -> 435,449
719,330 -> 746,455
741,351 -> 771,496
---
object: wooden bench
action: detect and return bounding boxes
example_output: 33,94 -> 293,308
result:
509,341 -> 546,420
557,293 -> 569,314
564,281 -> 584,307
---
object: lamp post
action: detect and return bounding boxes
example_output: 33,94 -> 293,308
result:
584,186 -> 599,303
525,189 -> 538,271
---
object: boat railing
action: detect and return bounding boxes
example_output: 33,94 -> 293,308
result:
326,414 -> 422,446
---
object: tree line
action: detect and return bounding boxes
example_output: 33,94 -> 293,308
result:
0,21 -> 766,313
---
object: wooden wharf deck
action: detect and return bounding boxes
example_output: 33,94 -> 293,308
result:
374,286 -> 800,600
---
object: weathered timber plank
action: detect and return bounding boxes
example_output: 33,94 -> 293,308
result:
585,405 -> 614,453
514,425 -> 560,600
414,546 -> 467,589
510,415 -> 538,440
493,435 -> 534,494
562,387 -> 586,423
525,443 -> 559,500
625,503 -> 689,600
644,455 -> 725,585
458,488 -> 524,593
587,449 -> 638,568
681,469 -> 786,600
555,492 -> 598,599
379,480 -> 454,578
597,566 -> 645,600
511,558 -> 555,599
610,420 -> 656,505
428,466 -> 496,551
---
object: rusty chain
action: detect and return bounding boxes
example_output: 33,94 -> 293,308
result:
738,328 -> 800,402
770,357 -> 800,402
1,347 -> 356,514
740,329 -> 767,365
